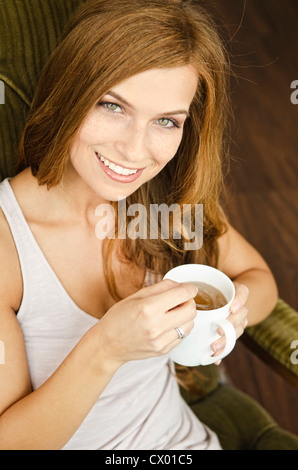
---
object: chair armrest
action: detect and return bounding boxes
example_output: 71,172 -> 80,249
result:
242,298 -> 298,387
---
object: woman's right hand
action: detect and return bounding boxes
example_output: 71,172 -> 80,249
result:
96,279 -> 198,368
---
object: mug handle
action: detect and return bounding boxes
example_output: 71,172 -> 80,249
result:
200,319 -> 237,366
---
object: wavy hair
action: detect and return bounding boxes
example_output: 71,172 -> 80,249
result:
18,0 -> 231,391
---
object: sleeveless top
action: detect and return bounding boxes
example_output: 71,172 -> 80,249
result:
0,178 -> 221,450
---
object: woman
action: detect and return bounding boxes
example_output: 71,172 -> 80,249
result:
0,0 -> 278,449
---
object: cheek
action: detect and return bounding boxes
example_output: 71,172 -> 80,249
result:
74,109 -> 113,145
69,119 -> 112,164
154,133 -> 182,165
76,119 -> 99,144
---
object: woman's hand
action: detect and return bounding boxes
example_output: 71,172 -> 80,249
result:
212,281 -> 249,364
96,279 -> 198,368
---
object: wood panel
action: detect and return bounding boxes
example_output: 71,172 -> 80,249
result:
202,0 -> 298,435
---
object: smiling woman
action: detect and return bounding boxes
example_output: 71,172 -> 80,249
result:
0,0 -> 280,451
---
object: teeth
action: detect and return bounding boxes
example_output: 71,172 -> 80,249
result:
98,154 -> 138,175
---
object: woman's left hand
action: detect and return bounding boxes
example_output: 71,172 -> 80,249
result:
211,281 -> 249,364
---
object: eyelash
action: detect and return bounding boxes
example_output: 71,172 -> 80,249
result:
97,101 -> 180,130
98,101 -> 122,113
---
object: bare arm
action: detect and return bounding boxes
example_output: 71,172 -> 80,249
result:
217,224 -> 278,326
210,223 -> 278,359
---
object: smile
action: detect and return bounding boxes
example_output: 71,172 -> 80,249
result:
97,154 -> 138,175
95,152 -> 145,183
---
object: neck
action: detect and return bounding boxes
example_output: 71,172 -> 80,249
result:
52,163 -> 109,228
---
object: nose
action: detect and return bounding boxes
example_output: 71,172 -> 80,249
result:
114,122 -> 149,164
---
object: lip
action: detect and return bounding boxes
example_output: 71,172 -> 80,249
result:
95,152 -> 145,183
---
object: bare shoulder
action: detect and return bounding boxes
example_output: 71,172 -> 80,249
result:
0,169 -> 44,312
0,206 -> 23,313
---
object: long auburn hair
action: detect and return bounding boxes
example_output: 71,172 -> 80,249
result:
18,0 -> 230,390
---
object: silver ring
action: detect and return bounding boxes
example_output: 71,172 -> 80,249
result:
176,327 -> 185,340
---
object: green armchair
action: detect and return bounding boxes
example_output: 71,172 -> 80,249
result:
1,0 -> 298,450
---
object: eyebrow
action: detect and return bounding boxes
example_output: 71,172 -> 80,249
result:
104,90 -> 190,117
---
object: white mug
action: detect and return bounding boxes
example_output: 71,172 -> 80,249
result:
163,264 -> 236,366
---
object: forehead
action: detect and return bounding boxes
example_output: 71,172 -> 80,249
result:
107,66 -> 199,113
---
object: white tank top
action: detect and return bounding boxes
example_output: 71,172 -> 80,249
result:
0,177 -> 221,450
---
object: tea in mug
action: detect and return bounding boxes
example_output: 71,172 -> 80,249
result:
191,281 -> 227,310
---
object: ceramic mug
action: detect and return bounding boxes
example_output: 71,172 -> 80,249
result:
163,264 -> 236,366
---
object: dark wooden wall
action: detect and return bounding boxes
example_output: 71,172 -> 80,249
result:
202,0 -> 298,434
